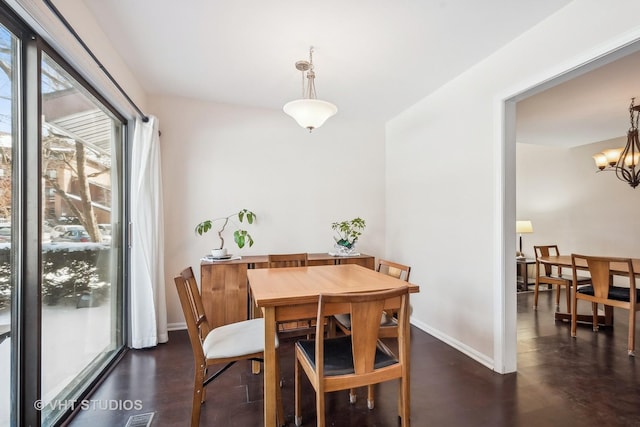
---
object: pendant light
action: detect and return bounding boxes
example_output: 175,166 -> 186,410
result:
283,47 -> 337,132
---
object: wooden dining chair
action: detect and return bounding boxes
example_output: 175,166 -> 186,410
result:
334,258 -> 411,338
267,253 -> 316,337
294,286 -> 411,427
571,254 -> 640,356
331,259 -> 411,407
174,267 -> 283,426
268,252 -> 309,268
533,245 -> 591,312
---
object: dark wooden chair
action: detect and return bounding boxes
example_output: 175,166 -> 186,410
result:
174,267 -> 283,426
571,254 -> 640,356
534,245 -> 590,312
294,286 -> 411,427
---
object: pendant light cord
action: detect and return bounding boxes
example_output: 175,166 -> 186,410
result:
42,0 -> 149,122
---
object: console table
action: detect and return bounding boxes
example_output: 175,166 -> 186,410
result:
516,258 -> 535,291
200,253 -> 375,329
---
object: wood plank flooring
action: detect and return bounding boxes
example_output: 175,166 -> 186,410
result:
66,289 -> 640,426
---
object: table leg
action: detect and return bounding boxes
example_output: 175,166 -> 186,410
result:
263,307 -> 277,427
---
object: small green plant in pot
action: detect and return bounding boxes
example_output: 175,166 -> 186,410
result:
331,217 -> 366,255
195,209 -> 256,257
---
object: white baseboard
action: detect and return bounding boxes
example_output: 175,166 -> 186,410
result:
410,317 -> 495,371
167,322 -> 186,331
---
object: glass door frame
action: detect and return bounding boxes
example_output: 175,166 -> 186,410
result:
0,4 -> 130,425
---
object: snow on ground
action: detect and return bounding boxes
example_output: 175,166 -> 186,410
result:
0,301 -> 112,427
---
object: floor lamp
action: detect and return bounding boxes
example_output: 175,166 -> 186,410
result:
516,220 -> 533,258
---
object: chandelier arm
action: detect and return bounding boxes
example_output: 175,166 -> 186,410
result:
610,101 -> 640,188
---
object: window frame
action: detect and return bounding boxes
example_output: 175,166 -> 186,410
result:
0,4 -> 130,426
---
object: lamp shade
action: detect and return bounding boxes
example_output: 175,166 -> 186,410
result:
516,220 -> 533,233
283,98 -> 337,131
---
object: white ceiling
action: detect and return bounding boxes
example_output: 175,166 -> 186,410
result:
80,0 -> 572,123
516,45 -> 640,148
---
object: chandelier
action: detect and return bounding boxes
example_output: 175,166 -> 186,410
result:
283,47 -> 337,132
592,98 -> 640,188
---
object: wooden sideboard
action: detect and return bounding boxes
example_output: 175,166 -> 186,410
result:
200,253 -> 375,329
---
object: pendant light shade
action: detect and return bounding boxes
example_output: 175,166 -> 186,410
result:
283,99 -> 337,131
283,46 -> 337,132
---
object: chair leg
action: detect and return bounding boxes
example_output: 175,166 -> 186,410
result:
367,385 -> 375,409
592,303 -> 599,332
628,308 -> 636,357
349,388 -> 357,404
316,388 -> 326,427
533,282 -> 539,310
295,357 -> 302,427
191,362 -> 206,427
555,285 -> 561,309
398,375 -> 410,427
201,366 -> 208,403
571,294 -> 578,338
275,351 -> 284,427
564,285 -> 571,314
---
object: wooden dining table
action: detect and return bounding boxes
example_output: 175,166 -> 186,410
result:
247,263 -> 420,427
537,255 -> 640,325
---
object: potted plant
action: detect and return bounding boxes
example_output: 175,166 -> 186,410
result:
195,209 -> 256,257
331,217 -> 366,255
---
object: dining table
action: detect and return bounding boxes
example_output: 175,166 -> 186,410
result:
537,254 -> 640,325
247,263 -> 420,427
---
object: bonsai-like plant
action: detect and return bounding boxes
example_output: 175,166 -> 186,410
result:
331,217 -> 366,249
195,209 -> 256,249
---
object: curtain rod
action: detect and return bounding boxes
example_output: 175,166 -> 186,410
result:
42,0 -> 149,122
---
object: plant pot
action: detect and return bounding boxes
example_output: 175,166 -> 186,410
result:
334,241 -> 357,256
211,248 -> 228,258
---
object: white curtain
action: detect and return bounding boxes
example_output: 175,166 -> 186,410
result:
130,116 -> 168,348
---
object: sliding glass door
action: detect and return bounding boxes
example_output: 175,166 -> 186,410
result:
0,4 -> 127,426
0,21 -> 16,427
39,52 -> 124,426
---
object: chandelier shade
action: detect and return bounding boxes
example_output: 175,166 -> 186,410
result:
593,98 -> 640,188
283,99 -> 337,131
283,46 -> 337,132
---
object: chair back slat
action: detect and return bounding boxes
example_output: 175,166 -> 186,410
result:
585,258 -> 613,299
349,298 -> 387,374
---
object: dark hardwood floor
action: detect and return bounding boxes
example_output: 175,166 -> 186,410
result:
66,289 -> 640,426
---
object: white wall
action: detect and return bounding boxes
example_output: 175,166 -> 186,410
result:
386,0 -> 640,372
150,95 -> 386,326
517,138 -> 640,258
37,0 -> 640,372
